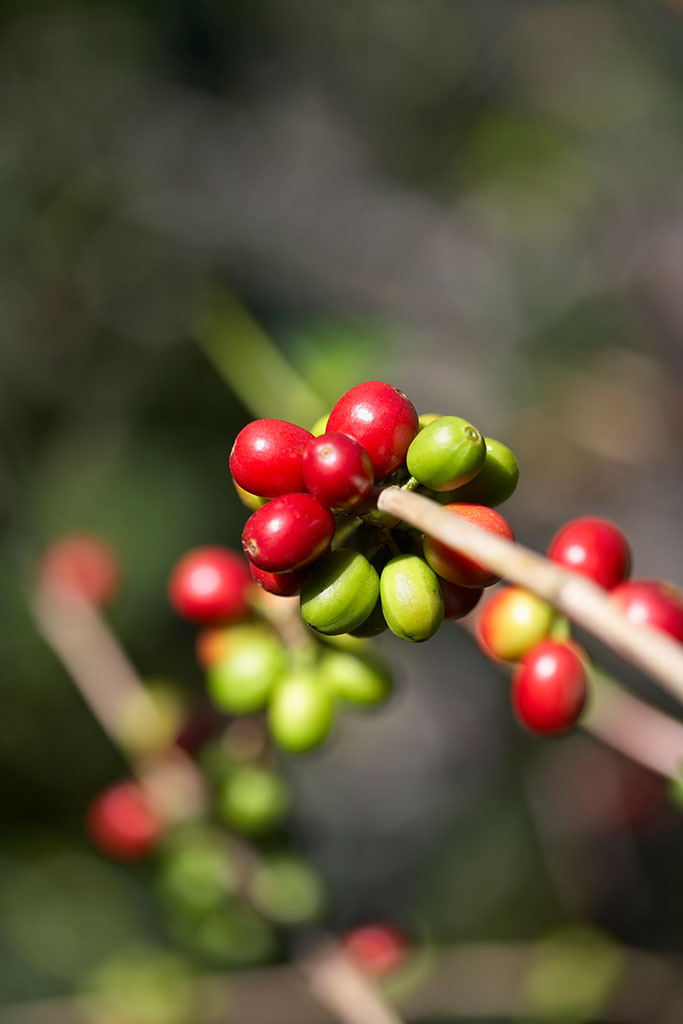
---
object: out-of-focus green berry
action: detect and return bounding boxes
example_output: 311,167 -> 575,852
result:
418,413 -> 442,430
175,900 -> 278,966
268,669 -> 335,753
248,854 -> 326,926
157,829 -> 237,915
207,629 -> 286,714
300,549 -> 379,636
441,437 -> 519,506
310,413 -> 331,437
217,764 -> 290,835
81,946 -> 196,1024
406,416 -> 485,492
116,680 -> 185,759
380,555 -> 444,642
232,478 -> 269,511
319,650 -> 392,707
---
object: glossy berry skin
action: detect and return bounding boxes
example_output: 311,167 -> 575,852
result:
477,586 -> 558,662
611,581 -> 683,643
303,432 -> 374,509
548,516 -> 631,590
242,494 -> 335,573
249,563 -> 307,597
440,580 -> 483,621
344,924 -> 408,976
86,782 -> 162,861
327,381 -> 418,479
423,504 -> 514,588
168,547 -> 252,624
446,437 -> 519,507
229,419 -> 313,498
39,534 -> 120,606
511,641 -> 587,735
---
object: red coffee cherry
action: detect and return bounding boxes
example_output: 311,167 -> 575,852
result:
302,432 -> 374,509
86,781 -> 163,861
229,419 -> 313,498
611,580 -> 683,643
242,493 -> 335,572
168,547 -> 252,624
38,534 -> 120,606
250,563 -> 308,597
440,580 -> 483,621
423,503 -> 514,588
343,923 -> 409,976
327,381 -> 418,479
548,516 -> 631,590
511,641 -> 587,735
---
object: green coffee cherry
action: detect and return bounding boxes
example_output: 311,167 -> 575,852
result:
349,598 -> 388,637
406,416 -> 485,491
157,828 -> 237,915
300,549 -> 379,636
442,437 -> 519,506
380,555 -> 444,642
233,478 -> 269,511
207,630 -> 286,714
248,854 -> 326,926
218,764 -> 290,835
319,650 -> 392,707
310,413 -> 330,437
180,900 -> 278,966
268,669 -> 335,752
117,679 -> 184,759
82,947 -> 196,1024
418,412 -> 442,430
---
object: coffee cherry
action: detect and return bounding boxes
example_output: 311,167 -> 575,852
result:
249,854 -> 326,925
249,563 -> 307,597
300,550 -> 380,635
477,587 -> 560,662
610,580 -> 683,643
418,413 -> 442,430
168,547 -> 252,624
446,437 -> 519,507
311,413 -> 330,437
86,781 -> 162,861
380,555 -> 444,642
39,534 -> 120,606
303,432 -> 374,509
242,494 -> 335,572
233,479 -> 269,511
440,580 -> 483,621
406,416 -> 485,491
229,419 -> 313,498
349,598 -> 388,637
318,650 -> 392,707
268,669 -> 335,753
344,923 -> 408,976
423,503 -> 514,588
327,381 -> 418,479
548,516 -> 631,590
208,629 -> 286,713
511,641 -> 588,735
158,828 -> 237,914
218,765 -> 290,835
116,680 -> 185,758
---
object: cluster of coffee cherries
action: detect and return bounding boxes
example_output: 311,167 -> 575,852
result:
230,380 -> 519,649
475,516 -> 683,735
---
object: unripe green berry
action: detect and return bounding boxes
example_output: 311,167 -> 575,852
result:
440,437 -> 519,506
300,549 -> 379,636
418,412 -> 442,430
349,598 -> 388,637
406,416 -> 485,491
268,669 -> 335,753
380,555 -> 444,642
319,650 -> 392,707
208,629 -> 286,714
249,854 -> 326,925
233,479 -> 269,511
157,828 -> 237,915
218,764 -> 290,835
310,413 -> 330,437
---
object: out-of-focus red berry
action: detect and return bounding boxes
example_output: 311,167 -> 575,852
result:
86,781 -> 162,861
250,563 -> 307,596
343,923 -> 409,976
511,641 -> 587,735
168,547 -> 252,624
242,493 -> 335,572
611,580 -> 683,643
38,534 -> 120,606
548,516 -> 631,590
303,432 -> 374,509
423,504 -> 514,588
440,580 -> 483,621
229,419 -> 313,498
327,381 -> 418,479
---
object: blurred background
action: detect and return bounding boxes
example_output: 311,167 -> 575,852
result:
1,1 -> 683,1021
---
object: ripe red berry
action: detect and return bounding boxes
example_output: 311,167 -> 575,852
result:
250,563 -> 308,596
242,493 -> 335,572
229,419 -> 313,498
423,503 -> 514,588
343,923 -> 408,976
168,547 -> 252,624
86,781 -> 162,861
611,580 -> 683,643
327,381 -> 418,479
440,579 -> 483,621
511,641 -> 587,735
548,516 -> 631,590
38,534 -> 120,606
302,432 -> 374,509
